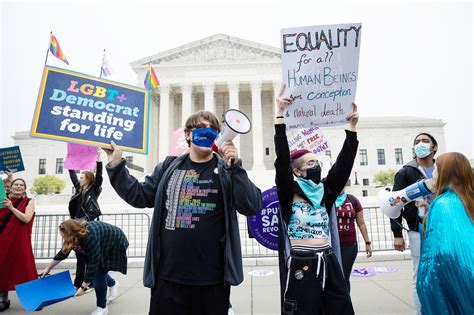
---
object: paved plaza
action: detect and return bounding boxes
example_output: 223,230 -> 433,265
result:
7,255 -> 415,314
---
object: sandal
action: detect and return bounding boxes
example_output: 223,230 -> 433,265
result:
0,300 -> 10,312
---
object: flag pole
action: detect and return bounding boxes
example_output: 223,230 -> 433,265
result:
99,49 -> 105,78
44,31 -> 52,67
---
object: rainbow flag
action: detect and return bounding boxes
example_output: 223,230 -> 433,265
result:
49,35 -> 69,65
144,64 -> 160,90
101,53 -> 113,77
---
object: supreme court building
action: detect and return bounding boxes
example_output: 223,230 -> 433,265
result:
13,34 -> 446,206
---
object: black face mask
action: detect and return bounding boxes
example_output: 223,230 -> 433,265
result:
304,164 -> 321,184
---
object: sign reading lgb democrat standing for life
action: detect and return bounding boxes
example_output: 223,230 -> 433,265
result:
281,23 -> 361,130
31,66 -> 149,154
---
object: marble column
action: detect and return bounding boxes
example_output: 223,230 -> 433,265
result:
273,81 -> 281,119
250,81 -> 265,170
204,83 -> 215,113
181,83 -> 193,126
227,82 -> 241,151
158,85 -> 171,162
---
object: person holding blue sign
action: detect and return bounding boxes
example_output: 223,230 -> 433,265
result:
274,85 -> 359,314
40,219 -> 129,315
0,178 -> 37,312
104,110 -> 261,315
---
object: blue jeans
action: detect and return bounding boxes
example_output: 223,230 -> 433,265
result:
93,271 -> 116,308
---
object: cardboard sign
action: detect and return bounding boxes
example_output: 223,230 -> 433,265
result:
280,23 -> 361,129
287,126 -> 329,155
31,66 -> 149,154
247,187 -> 280,251
15,270 -> 76,312
0,146 -> 25,173
64,143 -> 97,170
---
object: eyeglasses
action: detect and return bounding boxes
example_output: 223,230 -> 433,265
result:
303,159 -> 320,169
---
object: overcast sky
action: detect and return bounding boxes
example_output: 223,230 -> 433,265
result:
1,1 -> 473,158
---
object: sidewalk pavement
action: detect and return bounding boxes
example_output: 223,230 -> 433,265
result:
6,254 -> 415,314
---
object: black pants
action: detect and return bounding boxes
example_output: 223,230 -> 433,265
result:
283,246 -> 354,315
149,278 -> 230,315
340,243 -> 358,293
74,251 -> 88,288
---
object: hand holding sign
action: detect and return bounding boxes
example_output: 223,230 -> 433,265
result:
103,141 -> 124,167
346,103 -> 359,132
275,84 -> 293,118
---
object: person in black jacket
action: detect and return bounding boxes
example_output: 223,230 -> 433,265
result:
390,132 -> 437,315
274,85 -> 359,315
68,150 -> 105,291
104,110 -> 262,315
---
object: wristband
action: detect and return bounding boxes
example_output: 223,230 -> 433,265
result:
276,116 -> 284,119
365,241 -> 371,245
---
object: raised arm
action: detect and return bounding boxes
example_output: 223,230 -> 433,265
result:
324,103 -> 359,206
69,169 -> 80,190
91,160 -> 103,196
274,85 -> 295,217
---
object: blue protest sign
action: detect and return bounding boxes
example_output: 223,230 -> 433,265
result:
15,270 -> 76,312
0,146 -> 25,173
31,66 -> 149,154
248,187 -> 280,251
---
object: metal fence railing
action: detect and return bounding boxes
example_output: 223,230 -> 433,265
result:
32,207 -> 405,259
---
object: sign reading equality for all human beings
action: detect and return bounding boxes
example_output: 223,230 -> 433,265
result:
31,66 -> 149,154
280,23 -> 362,130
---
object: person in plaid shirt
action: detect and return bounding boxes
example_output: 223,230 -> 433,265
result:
40,219 -> 129,315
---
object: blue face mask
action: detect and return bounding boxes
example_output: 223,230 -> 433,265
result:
191,128 -> 219,148
414,143 -> 431,158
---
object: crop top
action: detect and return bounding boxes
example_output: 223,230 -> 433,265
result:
288,201 -> 329,239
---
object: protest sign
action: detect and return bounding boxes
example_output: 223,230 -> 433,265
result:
287,126 -> 329,155
15,270 -> 76,312
247,187 -> 279,251
169,128 -> 189,156
64,143 -> 97,170
0,180 -> 6,201
31,66 -> 149,153
0,146 -> 25,173
280,23 -> 361,129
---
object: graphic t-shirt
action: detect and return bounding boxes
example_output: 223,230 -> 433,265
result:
159,156 -> 225,285
336,195 -> 363,245
288,201 -> 329,240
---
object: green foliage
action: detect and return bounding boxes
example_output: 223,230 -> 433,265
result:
31,175 -> 65,195
373,169 -> 397,187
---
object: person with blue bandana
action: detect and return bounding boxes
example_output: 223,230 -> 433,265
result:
274,84 -> 359,315
104,110 -> 261,315
390,132 -> 438,315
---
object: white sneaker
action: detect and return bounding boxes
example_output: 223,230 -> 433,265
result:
91,306 -> 108,315
107,281 -> 119,304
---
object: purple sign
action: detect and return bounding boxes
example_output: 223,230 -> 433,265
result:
351,268 -> 376,277
247,187 -> 280,251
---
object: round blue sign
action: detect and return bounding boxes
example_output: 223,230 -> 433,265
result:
247,187 -> 280,251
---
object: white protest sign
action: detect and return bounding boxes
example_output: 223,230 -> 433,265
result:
280,23 -> 361,130
287,126 -> 329,155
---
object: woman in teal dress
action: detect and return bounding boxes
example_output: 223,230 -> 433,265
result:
416,152 -> 474,314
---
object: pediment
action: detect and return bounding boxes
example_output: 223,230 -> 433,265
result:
131,34 -> 281,67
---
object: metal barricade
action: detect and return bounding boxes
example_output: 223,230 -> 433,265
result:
32,207 -> 405,259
